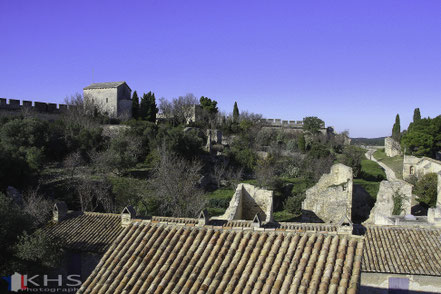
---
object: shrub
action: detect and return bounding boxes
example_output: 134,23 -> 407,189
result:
414,173 -> 438,207
284,193 -> 305,217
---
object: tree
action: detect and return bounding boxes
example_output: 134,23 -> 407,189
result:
139,92 -> 158,122
159,94 -> 198,125
303,116 -> 324,134
149,147 -> 206,217
199,96 -> 218,115
233,102 -> 239,122
413,108 -> 421,122
414,173 -> 437,207
392,114 -> 401,141
297,133 -> 306,152
131,91 -> 140,119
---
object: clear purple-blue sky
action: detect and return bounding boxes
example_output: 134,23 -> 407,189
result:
1,1 -> 440,137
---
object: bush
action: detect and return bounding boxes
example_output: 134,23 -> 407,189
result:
284,193 -> 305,217
414,173 -> 438,207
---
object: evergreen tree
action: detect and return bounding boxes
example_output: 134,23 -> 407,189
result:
199,96 -> 218,114
146,92 -> 158,123
131,91 -> 139,119
139,92 -> 158,122
139,92 -> 150,120
413,108 -> 421,122
233,102 -> 239,122
392,114 -> 401,141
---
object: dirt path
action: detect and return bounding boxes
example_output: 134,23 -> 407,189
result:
365,148 -> 397,181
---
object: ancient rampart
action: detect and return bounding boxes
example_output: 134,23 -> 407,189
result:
0,98 -> 68,113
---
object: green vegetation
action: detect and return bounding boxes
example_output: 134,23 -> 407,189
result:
353,179 -> 380,200
350,137 -> 385,146
372,148 -> 403,179
413,108 -> 421,122
131,91 -> 139,119
414,173 -> 438,207
392,114 -> 401,141
233,101 -> 239,122
139,91 -> 158,122
303,116 -> 324,134
401,114 -> 441,157
392,191 -> 404,215
205,188 -> 234,216
358,159 -> 387,182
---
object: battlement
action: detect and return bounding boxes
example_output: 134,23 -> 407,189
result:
0,98 -> 68,113
261,118 -> 325,129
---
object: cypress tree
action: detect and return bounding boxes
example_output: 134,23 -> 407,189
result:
392,114 -> 401,141
233,101 -> 239,122
146,92 -> 158,122
139,92 -> 150,120
131,91 -> 139,119
413,108 -> 421,122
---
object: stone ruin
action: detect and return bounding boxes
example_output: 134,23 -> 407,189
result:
384,137 -> 402,157
217,183 -> 273,223
302,163 -> 353,223
365,180 -> 413,225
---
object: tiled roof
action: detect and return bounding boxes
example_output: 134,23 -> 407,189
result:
42,211 -> 124,253
278,222 -> 338,232
151,216 -> 199,225
83,81 -> 129,90
362,226 -> 441,276
78,221 -> 364,294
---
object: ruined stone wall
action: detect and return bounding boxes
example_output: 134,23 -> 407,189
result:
302,163 -> 353,223
365,180 -> 413,225
217,183 -> 273,222
384,137 -> 402,157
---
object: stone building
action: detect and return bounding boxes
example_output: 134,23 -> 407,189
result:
83,81 -> 132,118
402,155 -> 441,180
42,203 -> 128,282
77,217 -> 363,294
360,225 -> 441,293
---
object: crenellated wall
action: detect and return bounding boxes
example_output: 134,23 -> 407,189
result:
261,118 -> 326,129
0,98 -> 68,113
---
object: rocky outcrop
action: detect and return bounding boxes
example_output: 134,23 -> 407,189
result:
218,183 -> 273,222
302,164 -> 353,223
384,137 -> 402,157
365,180 -> 413,225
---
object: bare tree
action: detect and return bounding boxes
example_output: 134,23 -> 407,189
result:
149,146 -> 206,217
77,177 -> 113,212
63,151 -> 84,179
63,93 -> 99,130
159,94 -> 199,125
213,161 -> 227,188
22,188 -> 54,227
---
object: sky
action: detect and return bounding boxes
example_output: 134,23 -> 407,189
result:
1,0 -> 440,138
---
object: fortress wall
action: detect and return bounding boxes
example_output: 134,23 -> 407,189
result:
0,98 -> 68,113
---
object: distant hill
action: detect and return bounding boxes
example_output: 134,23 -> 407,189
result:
351,137 -> 385,146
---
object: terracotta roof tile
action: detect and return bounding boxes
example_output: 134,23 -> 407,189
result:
362,226 -> 441,276
78,221 -> 364,294
42,211 -> 123,253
